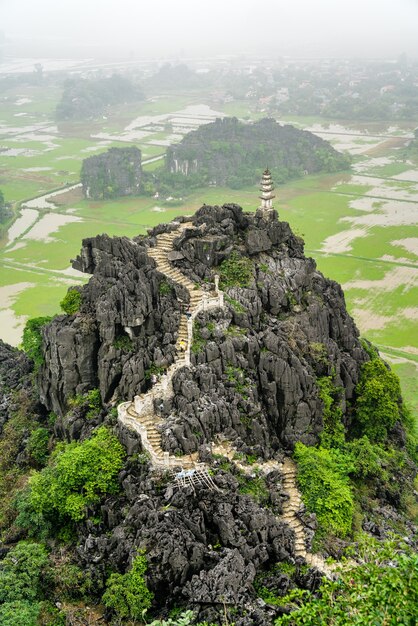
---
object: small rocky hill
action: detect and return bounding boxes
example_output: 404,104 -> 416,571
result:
56,74 -> 143,121
80,146 -> 142,200
165,118 -> 350,187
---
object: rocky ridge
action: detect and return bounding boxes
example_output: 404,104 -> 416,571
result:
33,202 -> 375,623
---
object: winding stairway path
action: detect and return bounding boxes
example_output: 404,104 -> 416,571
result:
117,221 -> 334,577
118,221 -> 222,469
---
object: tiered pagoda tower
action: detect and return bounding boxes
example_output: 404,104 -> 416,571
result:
258,168 -> 275,213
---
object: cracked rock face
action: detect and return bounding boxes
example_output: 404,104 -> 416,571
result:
39,204 -> 367,452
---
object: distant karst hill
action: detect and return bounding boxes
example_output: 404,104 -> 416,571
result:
165,117 -> 350,188
56,74 -> 144,121
80,146 -> 142,200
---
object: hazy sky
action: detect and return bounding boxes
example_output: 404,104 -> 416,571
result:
1,0 -> 417,59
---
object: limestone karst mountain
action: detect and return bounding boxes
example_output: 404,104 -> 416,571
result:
40,202 -> 366,451
0,196 -> 416,625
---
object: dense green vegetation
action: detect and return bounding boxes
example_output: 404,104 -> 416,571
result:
21,317 -> 52,368
16,427 -> 125,533
274,538 -> 418,625
102,553 -> 154,620
56,74 -> 143,120
294,443 -> 354,537
163,117 -> 350,191
355,356 -> 403,441
0,542 -> 49,626
294,350 -> 417,543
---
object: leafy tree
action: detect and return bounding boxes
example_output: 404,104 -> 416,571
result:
16,427 -> 125,529
102,552 -> 153,620
21,316 -> 52,367
0,542 -> 48,604
60,288 -> 82,315
294,443 -> 354,537
27,427 -> 50,466
355,356 -> 402,441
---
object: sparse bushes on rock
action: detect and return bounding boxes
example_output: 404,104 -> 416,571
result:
219,251 -> 253,288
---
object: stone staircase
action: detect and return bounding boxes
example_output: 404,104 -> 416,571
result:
281,457 -> 334,576
147,224 -> 204,353
280,458 -> 307,557
118,221 -> 221,469
211,440 -> 334,577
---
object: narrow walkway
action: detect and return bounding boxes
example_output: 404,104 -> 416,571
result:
211,440 -> 334,577
118,221 -> 223,469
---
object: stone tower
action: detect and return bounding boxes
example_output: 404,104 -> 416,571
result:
258,168 -> 275,213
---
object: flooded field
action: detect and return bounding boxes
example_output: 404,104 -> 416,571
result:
0,85 -> 417,415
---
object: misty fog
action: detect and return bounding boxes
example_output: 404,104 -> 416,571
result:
0,0 -> 417,60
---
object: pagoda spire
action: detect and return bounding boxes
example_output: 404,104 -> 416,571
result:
258,168 -> 275,212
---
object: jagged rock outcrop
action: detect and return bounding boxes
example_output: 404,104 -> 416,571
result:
0,340 -> 33,434
2,203 -> 416,625
39,233 -> 186,416
39,205 -> 367,451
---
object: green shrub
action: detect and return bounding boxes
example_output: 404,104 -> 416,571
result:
0,601 -> 41,626
60,289 -> 82,315
346,436 -> 387,480
294,443 -> 354,537
102,552 -> 153,620
354,356 -> 402,441
27,428 -> 50,466
16,427 -> 125,528
0,542 -> 48,604
159,280 -> 172,295
21,316 -> 52,367
317,376 -> 345,448
219,251 -> 253,288
113,335 -> 133,351
275,538 -> 418,625
68,388 -> 102,419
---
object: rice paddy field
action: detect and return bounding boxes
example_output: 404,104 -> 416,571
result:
0,80 -> 417,417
